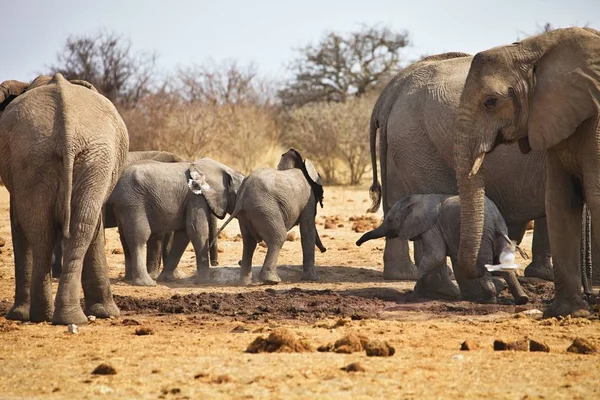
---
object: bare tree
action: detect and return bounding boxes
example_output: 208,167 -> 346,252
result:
279,24 -> 409,107
48,30 -> 156,107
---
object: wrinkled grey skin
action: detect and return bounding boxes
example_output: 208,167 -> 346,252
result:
108,159 -> 244,286
367,52 -> 552,282
453,27 -> 600,317
357,194 -> 528,304
52,150 -> 187,279
214,149 -> 326,284
0,74 -> 128,325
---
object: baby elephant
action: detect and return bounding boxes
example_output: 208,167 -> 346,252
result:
215,149 -> 326,284
108,159 -> 244,286
356,194 -> 528,305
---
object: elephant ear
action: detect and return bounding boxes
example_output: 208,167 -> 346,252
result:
69,79 -> 98,92
394,195 -> 443,241
0,80 -> 29,111
303,159 -> 324,208
186,162 -> 232,219
527,28 -> 600,150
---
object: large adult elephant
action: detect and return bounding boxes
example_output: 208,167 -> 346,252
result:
0,74 -> 129,325
368,52 -> 552,291
453,27 -> 600,317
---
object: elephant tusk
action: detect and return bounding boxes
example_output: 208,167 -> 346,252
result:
468,153 -> 486,178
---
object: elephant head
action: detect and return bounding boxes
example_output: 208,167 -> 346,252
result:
356,194 -> 447,246
454,27 -> 600,280
187,160 -> 245,219
278,148 -> 324,208
0,80 -> 29,112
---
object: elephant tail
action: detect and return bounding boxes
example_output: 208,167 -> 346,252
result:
61,151 -> 75,239
210,211 -> 238,250
367,111 -> 382,213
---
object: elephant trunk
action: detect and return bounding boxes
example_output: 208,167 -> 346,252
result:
454,115 -> 487,280
367,113 -> 382,213
356,224 -> 388,246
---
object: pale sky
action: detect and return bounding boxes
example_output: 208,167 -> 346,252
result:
1,0 -> 598,83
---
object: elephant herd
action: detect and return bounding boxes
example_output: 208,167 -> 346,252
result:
0,27 -> 599,325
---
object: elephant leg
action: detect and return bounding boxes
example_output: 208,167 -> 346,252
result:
82,217 -> 119,319
51,231 -> 63,279
120,221 -> 156,287
383,237 -> 418,280
413,232 -> 460,299
189,210 -> 211,285
299,211 -> 319,281
120,229 -> 133,281
543,152 -> 589,318
157,230 -> 189,282
591,228 -> 600,287
146,234 -> 163,280
524,217 -> 554,281
208,214 -> 219,266
6,199 -> 33,322
258,243 -> 284,284
239,222 -> 257,285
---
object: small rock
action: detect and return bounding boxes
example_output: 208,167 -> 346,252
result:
337,224 -> 345,228
286,232 -> 297,242
87,315 -> 96,323
97,385 -> 113,395
365,340 -> 395,357
451,354 -> 464,361
494,339 -> 528,351
341,362 -> 366,372
170,388 -> 181,394
213,374 -> 233,384
460,340 -> 478,351
194,372 -> 208,379
92,363 -> 117,375
317,344 -> 334,352
567,337 -> 597,354
324,222 -> 336,229
529,339 -> 550,352
231,325 -> 250,333
111,248 -> 124,255
135,327 -> 154,336
68,324 -> 79,334
519,309 -> 543,319
122,318 -> 141,326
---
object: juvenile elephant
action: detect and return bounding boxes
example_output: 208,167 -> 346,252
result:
52,150 -> 187,279
215,149 -> 326,284
0,74 -> 128,324
368,52 -> 552,282
357,194 -> 528,304
108,159 -> 244,286
453,27 -> 600,317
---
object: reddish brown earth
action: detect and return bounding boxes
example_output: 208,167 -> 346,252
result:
0,186 -> 599,399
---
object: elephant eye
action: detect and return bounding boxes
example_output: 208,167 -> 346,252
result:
484,96 -> 498,110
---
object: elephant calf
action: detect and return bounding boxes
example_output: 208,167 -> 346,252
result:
215,149 -> 326,284
108,159 -> 244,286
356,194 -> 528,304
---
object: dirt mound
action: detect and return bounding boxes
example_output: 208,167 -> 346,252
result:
323,215 -> 343,229
318,333 -> 394,356
567,338 -> 597,354
246,328 -> 314,353
114,288 -> 386,321
349,215 -> 381,233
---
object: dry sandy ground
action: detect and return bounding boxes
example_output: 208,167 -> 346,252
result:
0,185 -> 599,399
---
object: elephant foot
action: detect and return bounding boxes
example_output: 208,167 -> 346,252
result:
125,272 -> 133,281
148,269 -> 160,280
85,300 -> 120,319
131,275 -> 157,287
52,306 -> 88,325
457,275 -> 497,304
259,268 -> 281,284
211,259 -> 219,267
6,303 -> 30,321
157,269 -> 187,282
194,269 -> 211,285
413,269 -> 461,300
543,295 -> 590,318
301,270 -> 320,281
383,261 -> 418,281
490,275 -> 508,293
239,273 -> 253,286
524,261 -> 554,281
